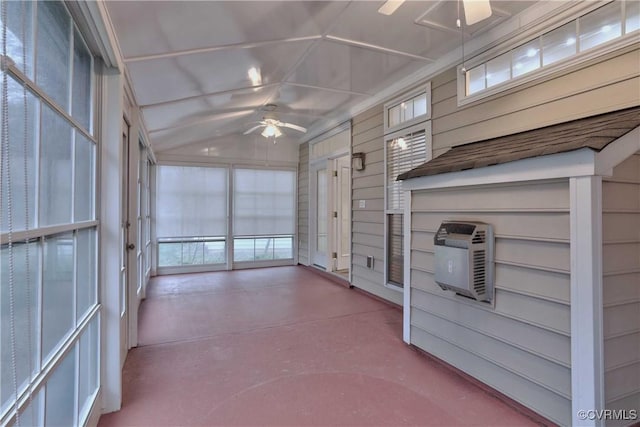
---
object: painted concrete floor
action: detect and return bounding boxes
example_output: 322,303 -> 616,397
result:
97,266 -> 541,426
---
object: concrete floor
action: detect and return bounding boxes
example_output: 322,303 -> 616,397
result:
98,266 -> 542,426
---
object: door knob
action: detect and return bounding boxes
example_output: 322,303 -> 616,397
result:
127,243 -> 135,250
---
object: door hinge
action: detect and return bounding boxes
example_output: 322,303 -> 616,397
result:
333,211 -> 338,218
332,252 -> 337,259
333,170 -> 338,177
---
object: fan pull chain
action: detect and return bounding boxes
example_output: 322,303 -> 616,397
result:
457,0 -> 466,74
1,0 -> 22,424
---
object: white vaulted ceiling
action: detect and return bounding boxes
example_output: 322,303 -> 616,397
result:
105,1 -> 537,153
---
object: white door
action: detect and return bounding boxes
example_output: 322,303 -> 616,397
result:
334,155 -> 351,271
311,164 -> 328,268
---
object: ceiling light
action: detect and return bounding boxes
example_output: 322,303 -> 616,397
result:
566,37 -> 576,46
378,0 -> 405,16
261,124 -> 281,138
526,48 -> 538,58
248,67 -> 262,86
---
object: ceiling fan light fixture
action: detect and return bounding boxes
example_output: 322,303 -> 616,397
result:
463,0 -> 492,26
261,124 -> 282,138
377,0 -> 405,16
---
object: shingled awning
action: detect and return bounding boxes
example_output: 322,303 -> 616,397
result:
398,106 -> 640,181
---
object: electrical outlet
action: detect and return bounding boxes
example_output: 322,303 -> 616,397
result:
366,256 -> 374,269
359,200 -> 366,209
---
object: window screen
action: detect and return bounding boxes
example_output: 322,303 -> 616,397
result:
233,168 -> 296,236
156,165 -> 227,238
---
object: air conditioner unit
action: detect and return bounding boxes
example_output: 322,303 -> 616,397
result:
433,221 -> 494,302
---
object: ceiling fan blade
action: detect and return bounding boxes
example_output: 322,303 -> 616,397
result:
463,0 -> 492,26
280,122 -> 307,133
243,125 -> 264,135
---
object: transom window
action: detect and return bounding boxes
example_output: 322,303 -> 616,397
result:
384,84 -> 432,133
462,0 -> 639,100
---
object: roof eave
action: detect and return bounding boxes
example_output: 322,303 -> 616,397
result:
401,148 -> 597,192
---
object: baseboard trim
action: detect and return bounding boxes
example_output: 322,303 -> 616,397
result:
299,264 -> 351,289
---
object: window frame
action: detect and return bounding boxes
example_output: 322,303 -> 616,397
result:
231,166 -> 297,268
383,83 -> 432,134
457,0 -> 639,106
383,121 -> 432,291
0,2 -> 100,425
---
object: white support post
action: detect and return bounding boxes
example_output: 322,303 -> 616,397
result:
570,176 -> 604,427
403,190 -> 412,344
100,67 -> 124,413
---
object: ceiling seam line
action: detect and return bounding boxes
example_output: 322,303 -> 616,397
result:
284,82 -> 369,97
323,35 -> 435,62
123,35 -> 324,63
261,1 -> 355,112
140,83 -> 281,109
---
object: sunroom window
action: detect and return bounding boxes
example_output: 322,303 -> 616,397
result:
462,0 -> 638,100
1,2 -> 98,426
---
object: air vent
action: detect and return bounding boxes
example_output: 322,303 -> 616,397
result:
433,221 -> 494,302
472,230 -> 486,244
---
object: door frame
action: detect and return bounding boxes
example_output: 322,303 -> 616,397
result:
309,161 -> 329,269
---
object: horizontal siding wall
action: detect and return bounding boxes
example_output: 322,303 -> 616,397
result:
351,105 -> 402,305
602,151 -> 640,425
430,49 -> 640,157
298,143 -> 309,265
410,180 -> 571,425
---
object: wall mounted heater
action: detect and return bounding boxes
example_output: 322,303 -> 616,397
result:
434,221 -> 494,302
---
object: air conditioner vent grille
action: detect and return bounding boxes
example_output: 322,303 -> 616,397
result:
473,250 -> 486,294
472,230 -> 486,244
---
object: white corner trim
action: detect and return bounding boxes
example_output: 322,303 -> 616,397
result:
403,190 -> 412,344
401,148 -> 596,191
595,126 -> 640,177
99,69 -> 124,414
569,176 -> 605,427
77,1 -> 123,70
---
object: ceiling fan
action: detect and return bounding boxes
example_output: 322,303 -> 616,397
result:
243,117 -> 307,139
378,0 -> 492,26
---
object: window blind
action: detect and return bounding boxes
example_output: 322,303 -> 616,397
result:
233,168 -> 296,236
386,130 -> 426,211
156,165 -> 227,238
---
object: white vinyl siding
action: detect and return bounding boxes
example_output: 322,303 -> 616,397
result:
602,151 -> 640,426
351,105 -> 401,304
433,48 -> 640,157
410,180 -> 572,425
